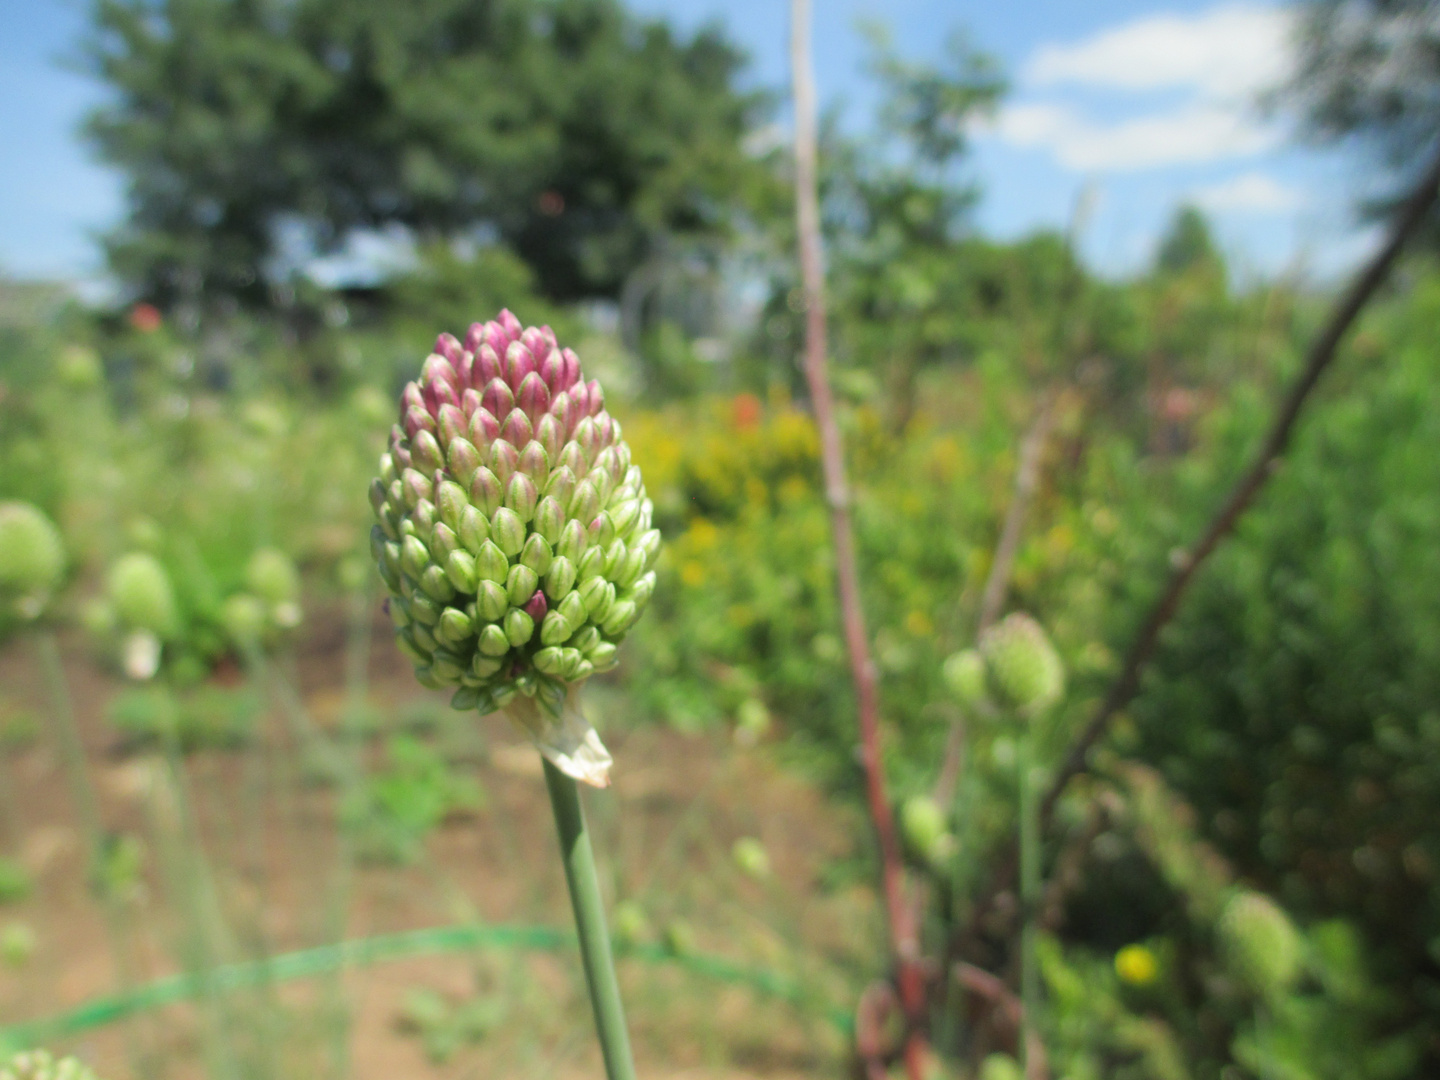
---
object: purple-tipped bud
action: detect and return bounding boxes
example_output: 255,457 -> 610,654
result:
560,348 -> 581,391
402,469 -> 433,510
573,417 -> 599,461
504,473 -> 539,523
518,440 -> 550,486
481,377 -> 514,419
490,440 -> 519,485
402,381 -> 427,413
521,325 -> 550,362
461,387 -> 482,418
536,414 -> 563,460
549,389 -> 574,435
585,380 -> 604,416
499,408 -> 533,448
469,466 -> 502,516
411,429 -> 445,474
539,352 -> 564,395
427,377 -> 460,413
590,512 -> 618,550
569,382 -> 590,419
557,442 -> 586,476
505,341 -> 537,389
403,406 -> 435,440
446,438 -> 481,486
421,353 -> 458,387
516,371 -> 551,424
435,332 -> 463,364
455,349 -> 475,388
436,403 -> 466,447
468,407 -> 500,450
525,589 -> 549,621
464,322 -> 486,352
498,308 -> 522,340
594,412 -> 615,448
477,343 -> 503,385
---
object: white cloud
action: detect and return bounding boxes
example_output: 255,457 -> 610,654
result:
1192,171 -> 1305,212
1025,4 -> 1295,100
993,101 -> 1278,171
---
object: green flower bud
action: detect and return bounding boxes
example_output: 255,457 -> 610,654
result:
505,473 -> 539,523
588,641 -> 618,671
476,580 -> 509,622
557,590 -> 587,628
979,613 -> 1064,715
472,654 -> 505,679
1219,891 -> 1302,996
474,540 -> 508,584
545,556 -> 577,600
579,576 -> 615,621
732,837 -> 770,878
419,565 -> 455,603
569,480 -> 600,524
438,607 -> 474,646
220,593 -> 268,648
408,593 -> 441,627
245,548 -> 299,606
444,549 -> 478,593
533,647 -> 565,674
506,564 -> 539,606
469,466 -> 502,516
0,1049 -> 103,1080
430,522 -> 459,563
534,496 -> 565,545
491,507 -> 525,557
477,623 -> 510,657
446,437 -> 481,485
108,553 -> 179,638
435,481 -> 469,530
600,599 -> 636,636
942,649 -> 987,707
0,501 -> 66,618
900,795 -> 954,866
457,505 -> 490,554
520,533 -> 553,575
979,1055 -> 1023,1080
504,608 -> 535,647
556,519 -> 587,563
635,528 -> 662,569
400,536 -> 429,580
540,611 -> 573,646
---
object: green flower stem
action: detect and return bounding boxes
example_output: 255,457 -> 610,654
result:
542,758 -> 637,1080
1018,731 -> 1041,1074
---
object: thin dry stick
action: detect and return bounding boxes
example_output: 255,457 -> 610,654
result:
790,2 -> 926,1076
934,390 -> 1057,807
1041,142 -> 1440,826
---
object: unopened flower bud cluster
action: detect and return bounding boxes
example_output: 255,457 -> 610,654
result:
370,310 -> 660,714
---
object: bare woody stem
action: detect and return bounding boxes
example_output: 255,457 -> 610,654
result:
790,2 -> 927,1075
1040,141 -> 1440,827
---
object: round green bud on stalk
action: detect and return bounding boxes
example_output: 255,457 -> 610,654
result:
1219,890 -> 1302,996
476,580 -> 509,622
245,548 -> 299,607
220,593 -> 268,648
108,553 -> 179,638
942,649 -> 988,707
900,795 -> 955,866
368,313 -> 665,786
979,612 -> 1064,716
0,1049 -> 104,1080
0,502 -> 66,619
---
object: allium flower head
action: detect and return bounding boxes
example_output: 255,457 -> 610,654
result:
1219,890 -> 1302,996
370,311 -> 660,785
979,612 -> 1064,716
0,502 -> 66,621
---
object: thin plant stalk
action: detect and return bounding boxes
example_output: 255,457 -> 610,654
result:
542,758 -> 637,1080
790,0 -> 927,1073
1017,731 -> 1040,1078
33,630 -> 154,1078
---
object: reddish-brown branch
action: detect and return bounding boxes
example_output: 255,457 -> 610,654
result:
790,2 -> 926,1076
1040,143 -> 1440,826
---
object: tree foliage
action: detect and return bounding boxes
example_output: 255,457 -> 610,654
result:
83,0 -> 765,310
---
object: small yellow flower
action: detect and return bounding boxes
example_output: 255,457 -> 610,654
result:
1115,943 -> 1159,986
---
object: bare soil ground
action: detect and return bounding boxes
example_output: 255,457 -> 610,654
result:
0,606 -> 876,1079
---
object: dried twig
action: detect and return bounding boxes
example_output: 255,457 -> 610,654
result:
1041,142 -> 1440,825
790,2 -> 926,1075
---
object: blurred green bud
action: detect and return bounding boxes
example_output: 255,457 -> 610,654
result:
900,795 -> 954,866
979,1054 -> 1023,1080
662,919 -> 695,957
732,837 -> 770,879
107,553 -> 179,638
734,698 -> 770,747
942,648 -> 987,707
979,613 -> 1064,715
56,344 -> 103,389
0,502 -> 66,619
611,900 -> 648,947
0,1049 -> 103,1080
1219,890 -> 1302,996
0,922 -> 36,968
245,548 -> 299,606
220,594 -> 268,648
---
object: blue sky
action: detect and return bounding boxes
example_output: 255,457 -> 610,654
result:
0,0 -> 1375,286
